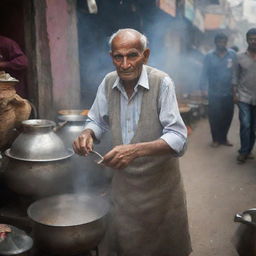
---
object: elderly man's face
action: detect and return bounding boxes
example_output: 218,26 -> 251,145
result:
110,36 -> 149,85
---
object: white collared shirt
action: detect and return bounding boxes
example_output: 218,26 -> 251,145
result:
85,65 -> 187,156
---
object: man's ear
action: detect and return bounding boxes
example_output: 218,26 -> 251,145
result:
109,51 -> 113,58
143,49 -> 150,64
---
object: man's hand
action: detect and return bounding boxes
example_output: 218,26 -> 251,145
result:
103,144 -> 138,169
103,139 -> 174,169
72,129 -> 94,156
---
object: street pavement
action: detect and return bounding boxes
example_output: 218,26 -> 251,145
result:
180,106 -> 256,256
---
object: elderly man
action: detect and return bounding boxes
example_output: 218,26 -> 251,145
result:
73,28 -> 192,256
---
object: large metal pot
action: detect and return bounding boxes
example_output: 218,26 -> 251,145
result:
56,109 -> 88,148
6,119 -> 72,161
27,193 -> 109,255
3,158 -> 73,199
234,209 -> 256,256
3,119 -> 74,199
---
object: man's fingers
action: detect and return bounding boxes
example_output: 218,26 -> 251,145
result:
72,139 -> 82,154
72,141 -> 79,154
103,150 -> 127,169
87,136 -> 94,152
73,132 -> 94,156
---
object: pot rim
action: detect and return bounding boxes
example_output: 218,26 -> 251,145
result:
5,148 -> 74,162
21,119 -> 56,129
57,114 -> 87,122
27,193 -> 110,227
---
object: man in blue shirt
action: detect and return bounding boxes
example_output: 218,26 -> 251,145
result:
200,33 -> 237,147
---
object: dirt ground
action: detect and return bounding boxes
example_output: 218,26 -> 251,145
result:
180,106 -> 256,256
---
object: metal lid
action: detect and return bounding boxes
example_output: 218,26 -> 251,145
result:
57,109 -> 88,122
0,225 -> 33,255
57,114 -> 87,122
5,119 -> 74,162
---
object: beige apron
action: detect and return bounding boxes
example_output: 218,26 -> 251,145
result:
99,66 -> 192,256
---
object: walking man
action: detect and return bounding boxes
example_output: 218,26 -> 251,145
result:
233,28 -> 256,164
200,33 -> 237,147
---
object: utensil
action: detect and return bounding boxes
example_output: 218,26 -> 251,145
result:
90,150 -> 104,164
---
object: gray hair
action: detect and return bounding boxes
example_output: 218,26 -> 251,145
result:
108,29 -> 148,51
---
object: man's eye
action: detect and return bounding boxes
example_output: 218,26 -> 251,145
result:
114,55 -> 123,61
128,53 -> 139,58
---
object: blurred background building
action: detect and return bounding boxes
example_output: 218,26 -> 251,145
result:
0,0 -> 254,117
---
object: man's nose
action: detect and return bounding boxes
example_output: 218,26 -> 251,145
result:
121,57 -> 131,69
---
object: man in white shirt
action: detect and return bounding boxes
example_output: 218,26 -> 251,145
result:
73,28 -> 191,256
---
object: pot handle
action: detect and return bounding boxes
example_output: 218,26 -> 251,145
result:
53,120 -> 68,132
234,213 -> 256,228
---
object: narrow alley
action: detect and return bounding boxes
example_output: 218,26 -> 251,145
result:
181,107 -> 256,256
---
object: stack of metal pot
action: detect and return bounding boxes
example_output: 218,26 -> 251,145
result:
3,119 -> 74,199
56,109 -> 113,191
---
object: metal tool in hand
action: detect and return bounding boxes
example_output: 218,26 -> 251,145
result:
90,150 -> 104,164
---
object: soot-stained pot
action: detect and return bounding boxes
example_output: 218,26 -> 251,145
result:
234,209 -> 256,256
3,119 -> 74,199
27,193 -> 109,255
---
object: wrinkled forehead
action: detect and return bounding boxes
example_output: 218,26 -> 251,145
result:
111,32 -> 143,52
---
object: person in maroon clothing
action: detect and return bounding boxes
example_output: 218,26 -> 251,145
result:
0,35 -> 28,98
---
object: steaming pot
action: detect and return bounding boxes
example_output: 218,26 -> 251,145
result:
3,119 -> 74,199
56,110 -> 113,188
27,193 -> 109,255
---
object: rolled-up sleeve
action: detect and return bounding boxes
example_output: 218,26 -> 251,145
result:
84,78 -> 109,141
159,77 -> 187,156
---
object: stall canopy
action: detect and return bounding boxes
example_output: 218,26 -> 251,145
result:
156,0 -> 176,17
